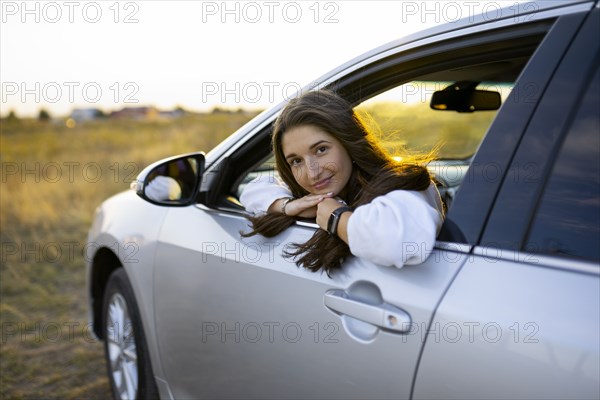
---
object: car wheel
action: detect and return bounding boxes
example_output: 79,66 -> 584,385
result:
103,268 -> 159,400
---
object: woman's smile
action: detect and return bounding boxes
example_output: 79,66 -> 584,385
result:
312,175 -> 333,190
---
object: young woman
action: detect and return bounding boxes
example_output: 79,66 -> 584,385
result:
241,90 -> 445,275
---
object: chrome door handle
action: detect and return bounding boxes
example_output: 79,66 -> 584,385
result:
324,290 -> 412,333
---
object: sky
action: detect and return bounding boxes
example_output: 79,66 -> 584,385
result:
1,0 -> 532,117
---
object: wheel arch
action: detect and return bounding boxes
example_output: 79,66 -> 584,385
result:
90,247 -> 123,339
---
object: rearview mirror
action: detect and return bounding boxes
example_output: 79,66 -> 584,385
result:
131,152 -> 205,206
431,83 -> 501,113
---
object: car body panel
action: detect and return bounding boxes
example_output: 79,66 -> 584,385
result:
152,205 -> 468,399
413,255 -> 600,399
86,190 -> 170,382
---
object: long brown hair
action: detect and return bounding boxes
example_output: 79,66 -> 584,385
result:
243,90 -> 432,275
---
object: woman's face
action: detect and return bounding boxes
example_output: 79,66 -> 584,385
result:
281,125 -> 353,197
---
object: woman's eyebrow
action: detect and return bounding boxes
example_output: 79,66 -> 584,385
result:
309,140 -> 331,150
285,140 -> 331,160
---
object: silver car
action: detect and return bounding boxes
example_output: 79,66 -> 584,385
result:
87,1 -> 600,399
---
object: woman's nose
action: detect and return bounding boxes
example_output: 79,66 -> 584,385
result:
307,159 -> 321,179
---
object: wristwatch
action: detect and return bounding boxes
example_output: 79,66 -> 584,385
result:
281,197 -> 293,215
327,206 -> 352,236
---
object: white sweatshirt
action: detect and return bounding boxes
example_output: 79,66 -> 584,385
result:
240,175 -> 445,268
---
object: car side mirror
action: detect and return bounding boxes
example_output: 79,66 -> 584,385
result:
430,82 -> 501,113
130,152 -> 205,206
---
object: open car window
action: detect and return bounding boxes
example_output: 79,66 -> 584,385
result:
236,155 -> 277,200
354,80 -> 514,208
226,21 -> 550,220
355,81 -> 513,160
236,78 -> 515,206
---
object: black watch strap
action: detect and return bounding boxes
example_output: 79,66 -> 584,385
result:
327,206 -> 352,236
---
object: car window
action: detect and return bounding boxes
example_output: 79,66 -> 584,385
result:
237,80 -> 515,200
230,19 -> 550,225
354,81 -> 513,207
524,66 -> 600,263
236,155 -> 277,199
355,81 -> 512,159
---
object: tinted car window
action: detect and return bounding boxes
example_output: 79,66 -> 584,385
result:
525,66 -> 600,262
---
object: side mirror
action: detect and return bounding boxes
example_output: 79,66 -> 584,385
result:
430,82 -> 501,113
130,152 -> 205,206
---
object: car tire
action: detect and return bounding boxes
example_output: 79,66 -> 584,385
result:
102,268 -> 159,400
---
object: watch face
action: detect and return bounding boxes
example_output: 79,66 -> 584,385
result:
328,207 -> 351,236
327,211 -> 337,235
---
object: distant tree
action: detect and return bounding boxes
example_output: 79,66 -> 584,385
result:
38,109 -> 51,121
6,110 -> 18,121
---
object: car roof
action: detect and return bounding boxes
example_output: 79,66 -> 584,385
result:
325,0 -> 594,84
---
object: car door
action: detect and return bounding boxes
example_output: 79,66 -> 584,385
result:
414,7 -> 599,399
150,8 -> 585,399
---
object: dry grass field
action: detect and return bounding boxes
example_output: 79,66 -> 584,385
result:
0,102 -> 493,398
0,112 -> 256,399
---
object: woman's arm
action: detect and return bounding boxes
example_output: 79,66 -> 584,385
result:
269,194 -> 333,218
240,175 -> 293,214
240,174 -> 332,217
316,183 -> 445,268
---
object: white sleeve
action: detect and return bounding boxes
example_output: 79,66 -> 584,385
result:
347,183 -> 444,268
240,174 -> 292,215
145,176 -> 182,201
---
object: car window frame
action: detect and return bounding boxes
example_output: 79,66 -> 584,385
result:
198,13 -> 583,248
442,11 -> 590,245
479,7 -> 600,256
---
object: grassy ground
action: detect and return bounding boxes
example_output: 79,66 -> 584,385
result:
0,112 -> 256,399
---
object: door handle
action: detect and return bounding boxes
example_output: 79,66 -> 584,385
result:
324,290 -> 412,333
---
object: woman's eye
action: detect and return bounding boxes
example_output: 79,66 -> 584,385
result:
316,146 -> 328,154
290,158 -> 302,166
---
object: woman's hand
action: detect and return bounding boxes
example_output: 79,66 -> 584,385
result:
269,193 -> 334,218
